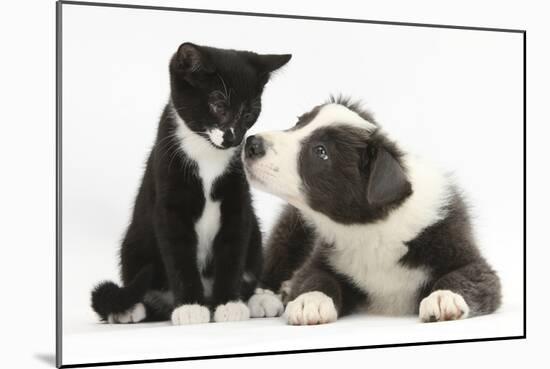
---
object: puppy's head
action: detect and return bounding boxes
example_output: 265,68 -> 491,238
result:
243,100 -> 412,224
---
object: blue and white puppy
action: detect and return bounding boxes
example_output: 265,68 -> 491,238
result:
243,97 -> 501,325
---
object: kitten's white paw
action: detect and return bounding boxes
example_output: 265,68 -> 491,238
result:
285,291 -> 337,325
419,290 -> 470,322
107,303 -> 146,324
213,301 -> 250,322
171,304 -> 210,325
248,288 -> 284,318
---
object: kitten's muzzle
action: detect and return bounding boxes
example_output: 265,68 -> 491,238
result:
222,130 -> 237,148
220,129 -> 244,148
245,135 -> 266,159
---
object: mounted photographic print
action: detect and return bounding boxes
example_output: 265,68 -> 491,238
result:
56,1 -> 526,367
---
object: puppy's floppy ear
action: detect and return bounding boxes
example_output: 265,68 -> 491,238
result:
248,54 -> 292,84
365,147 -> 412,207
175,42 -> 215,74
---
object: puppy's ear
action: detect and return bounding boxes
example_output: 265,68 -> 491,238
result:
365,147 -> 412,207
174,42 -> 215,74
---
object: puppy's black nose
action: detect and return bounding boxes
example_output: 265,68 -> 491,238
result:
245,135 -> 265,159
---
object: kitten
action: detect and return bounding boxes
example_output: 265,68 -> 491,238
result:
91,42 -> 291,325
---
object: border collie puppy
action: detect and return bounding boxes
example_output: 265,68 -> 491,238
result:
91,43 -> 290,325
243,97 -> 501,325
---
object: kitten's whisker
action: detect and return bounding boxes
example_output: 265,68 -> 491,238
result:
159,145 -> 179,164
216,73 -> 231,103
167,145 -> 183,173
172,105 -> 189,114
156,133 -> 178,149
158,130 -> 189,165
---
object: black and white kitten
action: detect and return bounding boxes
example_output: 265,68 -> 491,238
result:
91,42 -> 291,325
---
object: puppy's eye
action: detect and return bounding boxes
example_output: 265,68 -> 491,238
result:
313,145 -> 329,160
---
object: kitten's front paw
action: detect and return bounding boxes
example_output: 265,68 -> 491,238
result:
213,301 -> 250,322
171,304 -> 210,325
419,290 -> 470,323
248,288 -> 284,318
285,291 -> 337,325
107,303 -> 146,324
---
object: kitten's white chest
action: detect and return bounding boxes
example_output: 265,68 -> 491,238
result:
193,158 -> 233,298
194,182 -> 221,271
174,109 -> 236,297
194,159 -> 228,266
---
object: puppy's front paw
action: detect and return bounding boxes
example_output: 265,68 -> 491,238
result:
280,280 -> 292,303
107,302 -> 146,324
213,301 -> 250,322
248,288 -> 284,318
419,290 -> 470,323
285,291 -> 337,325
171,304 -> 210,325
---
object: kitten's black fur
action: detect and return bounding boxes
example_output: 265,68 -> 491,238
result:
91,43 -> 291,323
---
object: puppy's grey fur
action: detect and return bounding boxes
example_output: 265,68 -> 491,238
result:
244,97 -> 501,324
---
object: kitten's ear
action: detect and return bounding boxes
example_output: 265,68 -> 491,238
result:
250,54 -> 292,81
175,42 -> 215,74
364,146 -> 412,207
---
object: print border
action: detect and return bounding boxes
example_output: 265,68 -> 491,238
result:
55,1 -> 526,367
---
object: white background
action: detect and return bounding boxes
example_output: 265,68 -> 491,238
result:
1,0 -> 547,368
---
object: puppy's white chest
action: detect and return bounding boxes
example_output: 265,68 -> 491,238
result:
330,236 -> 429,315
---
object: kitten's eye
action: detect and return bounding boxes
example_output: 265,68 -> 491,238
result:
210,102 -> 226,115
242,112 -> 256,128
313,145 -> 329,160
243,112 -> 254,122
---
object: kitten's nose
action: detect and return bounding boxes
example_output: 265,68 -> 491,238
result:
222,129 -> 238,147
245,135 -> 265,159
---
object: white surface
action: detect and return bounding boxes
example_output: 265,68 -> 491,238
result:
58,2 -> 525,366
4,0 -> 549,368
63,304 -> 522,366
